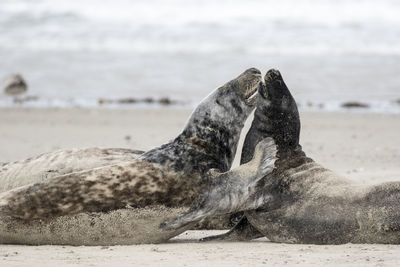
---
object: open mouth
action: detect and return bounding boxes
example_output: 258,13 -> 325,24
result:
243,76 -> 261,106
245,89 -> 258,106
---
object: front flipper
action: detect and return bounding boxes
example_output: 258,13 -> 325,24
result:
201,216 -> 264,242
160,137 -> 277,231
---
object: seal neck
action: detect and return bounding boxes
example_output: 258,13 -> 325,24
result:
179,116 -> 243,172
241,102 -> 300,165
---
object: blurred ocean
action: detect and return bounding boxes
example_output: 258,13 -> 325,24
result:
0,0 -> 400,112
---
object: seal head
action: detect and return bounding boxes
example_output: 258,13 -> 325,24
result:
241,69 -> 300,164
141,67 -> 261,174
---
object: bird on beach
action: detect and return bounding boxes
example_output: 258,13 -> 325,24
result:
3,74 -> 28,96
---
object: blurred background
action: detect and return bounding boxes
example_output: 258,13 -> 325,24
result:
0,0 -> 399,112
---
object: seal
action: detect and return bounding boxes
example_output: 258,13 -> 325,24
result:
163,69 -> 400,245
0,68 -> 261,245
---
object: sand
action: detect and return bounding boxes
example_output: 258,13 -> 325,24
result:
0,107 -> 399,266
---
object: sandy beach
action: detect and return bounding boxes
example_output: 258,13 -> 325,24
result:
0,107 -> 399,266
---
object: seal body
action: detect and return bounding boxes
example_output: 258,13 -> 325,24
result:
247,158 -> 400,244
0,148 -> 143,192
204,69 -> 400,244
0,68 -> 261,245
0,206 -> 191,246
243,70 -> 400,244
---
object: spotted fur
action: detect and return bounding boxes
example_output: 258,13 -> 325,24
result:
0,148 -> 143,192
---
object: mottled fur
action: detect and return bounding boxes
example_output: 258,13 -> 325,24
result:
0,148 -> 143,192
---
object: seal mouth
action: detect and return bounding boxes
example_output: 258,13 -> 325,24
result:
242,69 -> 262,106
232,68 -> 262,107
245,89 -> 258,106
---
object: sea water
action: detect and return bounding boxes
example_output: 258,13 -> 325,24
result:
0,0 -> 399,112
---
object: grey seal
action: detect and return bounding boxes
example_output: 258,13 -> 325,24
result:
163,69 -> 400,245
0,68 -> 261,245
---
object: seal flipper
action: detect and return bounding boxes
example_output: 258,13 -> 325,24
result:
160,137 -> 277,231
200,216 -> 263,242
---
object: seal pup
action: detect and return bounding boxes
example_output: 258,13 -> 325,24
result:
163,70 -> 400,245
0,68 -> 261,245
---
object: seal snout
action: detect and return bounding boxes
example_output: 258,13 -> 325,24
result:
245,68 -> 262,76
265,69 -> 282,82
260,68 -> 288,100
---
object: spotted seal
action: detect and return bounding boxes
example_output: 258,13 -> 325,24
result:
163,69 -> 400,244
0,68 -> 261,245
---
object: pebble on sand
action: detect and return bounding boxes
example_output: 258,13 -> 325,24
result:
341,102 -> 370,108
3,74 -> 28,96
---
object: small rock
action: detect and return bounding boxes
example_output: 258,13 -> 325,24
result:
118,98 -> 138,104
143,97 -> 154,103
159,97 -> 171,105
3,74 -> 27,96
341,102 -> 369,108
